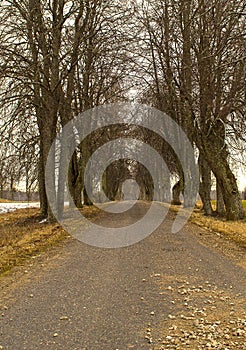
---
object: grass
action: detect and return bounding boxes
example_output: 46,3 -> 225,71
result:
0,198 -> 14,203
0,206 -> 101,276
0,209 -> 67,275
169,201 -> 246,249
191,210 -> 246,249
0,198 -> 37,203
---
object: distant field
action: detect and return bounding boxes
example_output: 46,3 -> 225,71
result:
210,200 -> 246,212
0,198 -> 13,203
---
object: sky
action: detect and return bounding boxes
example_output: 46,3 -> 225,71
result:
237,169 -> 246,191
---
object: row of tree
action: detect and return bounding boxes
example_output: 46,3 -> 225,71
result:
0,0 -> 245,221
0,0 -> 133,219
133,0 -> 245,220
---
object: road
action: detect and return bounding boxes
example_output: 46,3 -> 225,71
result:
0,202 -> 245,349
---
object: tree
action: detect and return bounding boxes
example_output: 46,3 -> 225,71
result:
133,0 -> 245,220
0,104 -> 39,200
0,0 -> 133,219
0,0 -> 244,220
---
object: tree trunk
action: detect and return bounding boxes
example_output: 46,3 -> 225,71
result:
74,181 -> 83,208
171,181 -> 182,205
68,152 -> 83,209
198,155 -> 213,215
163,177 -> 171,203
42,127 -> 57,222
217,170 -> 243,220
38,141 -> 48,217
216,179 -> 225,216
204,146 -> 244,220
69,183 -> 83,208
10,176 -> 14,201
57,139 -> 67,219
83,188 -> 93,206
103,170 -> 118,201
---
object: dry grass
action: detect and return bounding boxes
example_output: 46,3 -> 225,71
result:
210,199 -> 246,210
0,206 -> 101,276
0,198 -> 13,203
191,211 -> 246,248
170,202 -> 246,249
0,209 -> 67,275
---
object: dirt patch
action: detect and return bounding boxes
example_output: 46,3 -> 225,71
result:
145,275 -> 246,349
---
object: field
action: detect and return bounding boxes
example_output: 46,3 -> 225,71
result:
0,198 -> 13,203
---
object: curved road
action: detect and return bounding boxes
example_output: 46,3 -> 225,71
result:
0,202 -> 245,349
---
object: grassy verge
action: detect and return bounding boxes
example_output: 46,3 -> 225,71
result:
170,202 -> 246,249
0,198 -> 14,203
191,210 -> 246,248
211,199 -> 246,209
0,206 -> 101,276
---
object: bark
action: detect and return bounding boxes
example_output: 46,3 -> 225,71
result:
41,124 -> 57,222
216,180 -> 225,216
74,181 -> 83,208
162,179 -> 171,203
10,177 -> 14,201
56,136 -> 67,219
80,139 -> 93,206
198,155 -> 213,216
83,188 -> 93,206
103,169 -> 118,201
172,181 -> 182,205
203,137 -> 244,220
216,166 -> 243,220
38,142 -> 48,217
68,152 -> 83,208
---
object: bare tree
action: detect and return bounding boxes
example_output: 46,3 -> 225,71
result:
133,0 -> 245,220
0,0 -> 133,219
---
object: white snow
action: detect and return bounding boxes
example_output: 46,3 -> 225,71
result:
0,202 -> 40,214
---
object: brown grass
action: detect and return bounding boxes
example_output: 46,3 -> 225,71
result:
169,203 -> 246,249
0,206 -> 101,276
0,198 -> 13,203
191,211 -> 246,248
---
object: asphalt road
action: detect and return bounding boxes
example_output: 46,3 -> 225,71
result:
0,202 -> 245,349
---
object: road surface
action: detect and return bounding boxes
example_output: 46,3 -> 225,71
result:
0,202 -> 245,349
